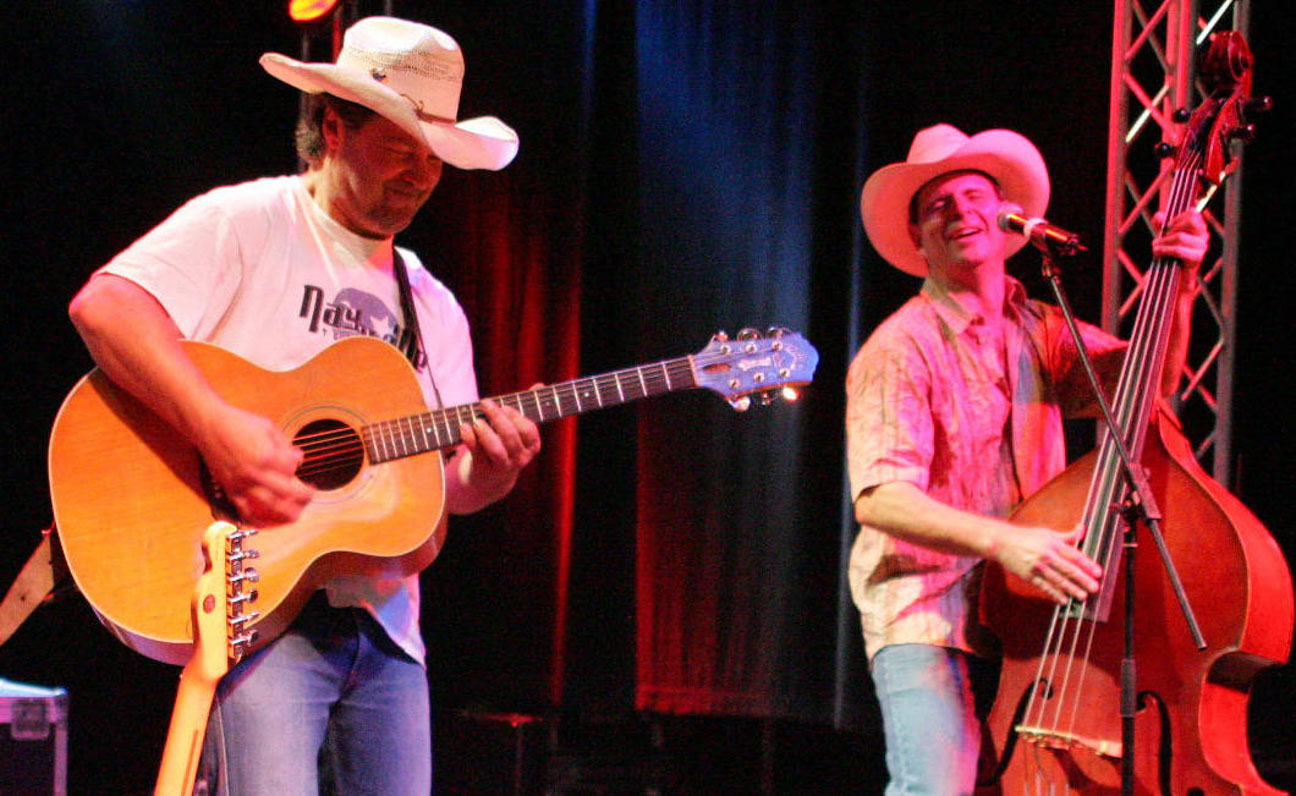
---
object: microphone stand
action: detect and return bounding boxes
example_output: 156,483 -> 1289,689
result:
1031,240 -> 1205,796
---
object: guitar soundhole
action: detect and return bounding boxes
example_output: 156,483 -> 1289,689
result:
294,418 -> 364,491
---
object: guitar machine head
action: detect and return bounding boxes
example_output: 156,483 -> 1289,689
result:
694,327 -> 819,411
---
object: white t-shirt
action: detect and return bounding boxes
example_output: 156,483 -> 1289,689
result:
100,174 -> 479,664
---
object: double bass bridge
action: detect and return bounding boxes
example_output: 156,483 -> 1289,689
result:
1013,724 -> 1122,761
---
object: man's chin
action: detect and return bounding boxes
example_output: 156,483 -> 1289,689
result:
365,207 -> 421,238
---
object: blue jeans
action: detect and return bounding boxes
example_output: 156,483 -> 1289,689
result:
870,644 -> 996,795
200,594 -> 431,795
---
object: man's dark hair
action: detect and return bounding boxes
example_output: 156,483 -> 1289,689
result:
295,94 -> 380,165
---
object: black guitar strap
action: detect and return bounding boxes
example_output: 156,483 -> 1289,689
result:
392,248 -> 444,409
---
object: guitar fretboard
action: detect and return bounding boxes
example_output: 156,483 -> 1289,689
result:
363,356 -> 699,464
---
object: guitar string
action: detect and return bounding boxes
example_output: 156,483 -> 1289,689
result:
291,343 -> 806,479
291,363 -> 700,478
293,366 -> 695,479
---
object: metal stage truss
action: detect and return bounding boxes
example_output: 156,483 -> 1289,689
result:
1103,0 -> 1253,487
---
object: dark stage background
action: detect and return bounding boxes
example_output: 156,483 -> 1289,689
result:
3,1 -> 1293,792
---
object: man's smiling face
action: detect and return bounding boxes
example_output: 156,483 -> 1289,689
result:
908,170 -> 1009,273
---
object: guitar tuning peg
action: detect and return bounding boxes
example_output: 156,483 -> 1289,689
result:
759,391 -> 776,406
1172,107 -> 1191,123
229,628 -> 261,662
781,386 -> 800,403
1154,142 -> 1176,159
736,327 -> 761,340
729,396 -> 752,412
712,330 -> 729,343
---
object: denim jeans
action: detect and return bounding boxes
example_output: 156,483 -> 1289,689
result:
200,593 -> 431,795
870,644 -> 997,795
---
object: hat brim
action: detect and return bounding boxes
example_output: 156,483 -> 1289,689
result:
260,53 -> 518,171
859,130 -> 1049,277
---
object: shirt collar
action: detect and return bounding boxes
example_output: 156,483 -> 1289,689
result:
919,275 -> 1029,335
292,174 -> 394,267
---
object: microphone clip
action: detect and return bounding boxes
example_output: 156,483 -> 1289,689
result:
1023,219 -> 1085,257
998,203 -> 1088,259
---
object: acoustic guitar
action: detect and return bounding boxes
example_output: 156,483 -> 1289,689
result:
48,329 -> 817,665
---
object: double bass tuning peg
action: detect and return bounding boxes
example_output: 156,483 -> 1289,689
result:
1244,96 -> 1273,116
1228,124 -> 1256,144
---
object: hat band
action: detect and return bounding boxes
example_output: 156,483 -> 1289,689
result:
408,102 -> 455,125
364,63 -> 460,125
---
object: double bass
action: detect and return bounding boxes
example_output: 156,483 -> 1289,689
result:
978,32 -> 1292,794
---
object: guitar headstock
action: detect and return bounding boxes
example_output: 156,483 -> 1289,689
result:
194,521 -> 261,666
693,328 -> 819,410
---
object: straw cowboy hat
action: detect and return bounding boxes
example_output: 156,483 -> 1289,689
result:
261,16 -> 518,171
859,124 -> 1050,276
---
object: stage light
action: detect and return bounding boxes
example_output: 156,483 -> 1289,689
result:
288,0 -> 339,23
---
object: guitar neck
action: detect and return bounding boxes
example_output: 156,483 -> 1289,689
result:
364,355 -> 698,464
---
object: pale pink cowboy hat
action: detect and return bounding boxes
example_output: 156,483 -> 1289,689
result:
260,16 -> 518,171
859,124 -> 1050,276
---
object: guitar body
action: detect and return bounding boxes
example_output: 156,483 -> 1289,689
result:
48,336 -> 447,665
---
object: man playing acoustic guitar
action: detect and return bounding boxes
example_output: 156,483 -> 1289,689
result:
67,17 -> 540,794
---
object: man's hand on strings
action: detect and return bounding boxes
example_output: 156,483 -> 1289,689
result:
992,524 -> 1103,605
450,397 -> 543,514
1151,209 -> 1209,272
197,402 -> 315,528
1153,209 -> 1210,396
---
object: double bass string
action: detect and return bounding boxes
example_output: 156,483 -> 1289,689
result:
1019,154 -> 1203,755
1057,162 -> 1199,745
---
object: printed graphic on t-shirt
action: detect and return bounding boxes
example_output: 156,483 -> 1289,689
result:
299,284 -> 426,369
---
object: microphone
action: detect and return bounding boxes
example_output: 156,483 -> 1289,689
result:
997,203 -> 1087,255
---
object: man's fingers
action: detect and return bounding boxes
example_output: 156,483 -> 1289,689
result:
469,400 -> 539,464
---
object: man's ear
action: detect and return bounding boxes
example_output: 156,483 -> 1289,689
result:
907,223 -> 923,254
321,107 -> 343,151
